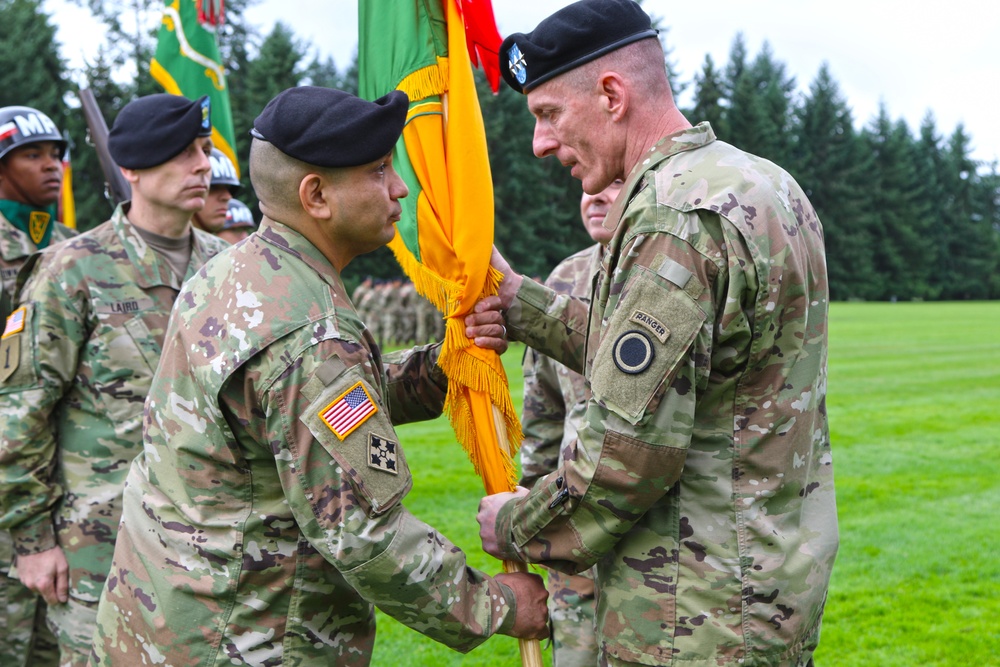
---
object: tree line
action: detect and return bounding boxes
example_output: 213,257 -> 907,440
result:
2,0 -> 997,300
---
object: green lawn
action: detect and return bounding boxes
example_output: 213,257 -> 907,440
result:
373,301 -> 1000,666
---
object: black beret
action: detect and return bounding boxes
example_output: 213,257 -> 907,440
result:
109,94 -> 212,170
250,87 -> 408,168
500,0 -> 658,94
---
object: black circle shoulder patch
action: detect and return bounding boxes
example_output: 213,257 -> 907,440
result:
612,330 -> 654,374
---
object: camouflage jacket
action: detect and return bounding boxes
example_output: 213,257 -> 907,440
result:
500,123 -> 838,666
520,243 -> 601,489
0,204 -> 228,603
91,219 -> 516,666
0,210 -> 76,323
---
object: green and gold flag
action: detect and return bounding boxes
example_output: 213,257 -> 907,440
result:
151,0 -> 239,175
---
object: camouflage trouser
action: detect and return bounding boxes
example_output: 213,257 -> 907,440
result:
1,532 -> 59,667
45,596 -> 98,667
548,568 -> 599,667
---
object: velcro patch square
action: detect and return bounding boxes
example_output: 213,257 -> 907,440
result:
368,434 -> 399,475
2,307 -> 26,338
319,381 -> 377,440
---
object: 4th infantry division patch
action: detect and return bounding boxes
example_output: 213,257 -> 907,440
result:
319,381 -> 377,440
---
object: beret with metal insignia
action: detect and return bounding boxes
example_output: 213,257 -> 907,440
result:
250,87 -> 409,168
499,0 -> 658,94
109,94 -> 212,170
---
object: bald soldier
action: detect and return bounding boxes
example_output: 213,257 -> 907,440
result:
0,93 -> 228,667
90,87 -> 548,667
472,1 -> 838,665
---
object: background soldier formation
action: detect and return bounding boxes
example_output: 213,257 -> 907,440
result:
0,1 -> 839,666
353,277 -> 445,349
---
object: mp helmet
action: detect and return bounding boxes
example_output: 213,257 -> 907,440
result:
209,148 -> 241,193
223,198 -> 255,230
0,106 -> 66,162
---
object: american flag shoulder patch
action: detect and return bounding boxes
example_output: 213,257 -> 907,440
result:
2,307 -> 26,339
319,380 -> 378,440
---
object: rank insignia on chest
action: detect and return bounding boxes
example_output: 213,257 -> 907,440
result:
612,329 -> 655,374
319,380 -> 377,440
368,434 -> 399,475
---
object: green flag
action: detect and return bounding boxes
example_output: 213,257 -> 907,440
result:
151,0 -> 238,175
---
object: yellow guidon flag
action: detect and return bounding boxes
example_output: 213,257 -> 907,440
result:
358,3 -> 540,662
358,0 -> 520,496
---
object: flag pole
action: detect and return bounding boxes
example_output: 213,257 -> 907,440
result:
491,403 -> 544,667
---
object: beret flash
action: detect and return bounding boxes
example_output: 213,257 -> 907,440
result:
500,0 -> 658,94
250,87 -> 409,168
109,94 -> 212,170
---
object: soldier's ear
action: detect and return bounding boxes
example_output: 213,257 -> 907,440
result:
298,172 -> 331,220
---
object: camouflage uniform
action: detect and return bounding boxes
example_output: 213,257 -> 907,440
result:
499,124 -> 838,666
91,219 -> 518,666
520,243 -> 602,667
0,205 -> 227,667
0,210 -> 74,667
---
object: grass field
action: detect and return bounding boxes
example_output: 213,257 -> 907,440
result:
372,301 -> 1000,666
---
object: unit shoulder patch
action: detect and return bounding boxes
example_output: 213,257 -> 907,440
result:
368,434 -> 399,475
612,330 -> 655,374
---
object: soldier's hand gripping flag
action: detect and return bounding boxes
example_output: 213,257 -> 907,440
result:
359,1 -> 541,664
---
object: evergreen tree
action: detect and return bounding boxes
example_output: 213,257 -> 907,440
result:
725,42 -> 796,165
0,0 -> 69,116
70,0 -> 161,95
937,125 -> 997,299
794,63 -> 877,300
860,105 -> 934,299
688,54 -> 725,131
231,21 -> 307,215
911,112 -> 947,299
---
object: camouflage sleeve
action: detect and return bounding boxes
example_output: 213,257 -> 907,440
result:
494,216 -> 715,570
519,347 -> 566,489
0,259 -> 83,554
505,277 -> 588,374
381,341 -> 448,425
267,338 -> 516,652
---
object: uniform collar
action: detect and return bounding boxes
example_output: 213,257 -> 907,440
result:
113,202 -> 217,290
256,217 -> 347,296
602,122 -> 718,237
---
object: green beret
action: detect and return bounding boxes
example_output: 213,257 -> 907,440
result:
109,94 -> 212,170
250,87 -> 408,168
500,0 -> 657,94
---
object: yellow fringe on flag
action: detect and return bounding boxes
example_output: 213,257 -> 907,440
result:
395,57 -> 450,103
387,234 -> 523,492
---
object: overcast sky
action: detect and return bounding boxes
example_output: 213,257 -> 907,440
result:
45,0 -> 999,165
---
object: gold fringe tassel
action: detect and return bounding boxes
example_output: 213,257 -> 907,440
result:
387,238 -> 523,491
395,57 -> 451,103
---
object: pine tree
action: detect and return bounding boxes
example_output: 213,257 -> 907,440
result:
688,54 -> 725,132
860,106 -> 934,299
0,0 -> 69,116
938,125 -> 997,299
794,63 -> 877,300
